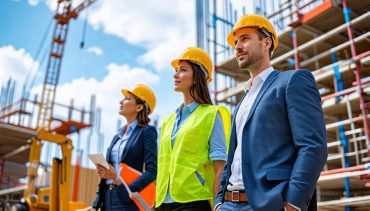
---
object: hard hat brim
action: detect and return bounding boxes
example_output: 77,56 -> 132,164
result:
170,58 -> 213,83
122,89 -> 142,101
227,31 -> 236,48
171,58 -> 197,70
227,27 -> 278,49
171,59 -> 181,70
121,89 -> 154,115
121,89 -> 130,96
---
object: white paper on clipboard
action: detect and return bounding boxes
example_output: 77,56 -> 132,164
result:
88,154 -> 110,169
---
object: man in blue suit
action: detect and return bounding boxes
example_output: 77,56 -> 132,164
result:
214,14 -> 327,211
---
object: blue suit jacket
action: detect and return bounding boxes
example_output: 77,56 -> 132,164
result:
92,125 -> 157,209
215,70 -> 327,211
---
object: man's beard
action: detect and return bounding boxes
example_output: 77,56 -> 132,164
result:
238,52 -> 262,71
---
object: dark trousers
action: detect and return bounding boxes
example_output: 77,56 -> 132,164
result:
103,188 -> 138,211
157,200 -> 211,211
307,189 -> 317,211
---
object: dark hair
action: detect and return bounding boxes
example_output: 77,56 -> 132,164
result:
188,61 -> 213,105
134,97 -> 150,127
256,28 -> 274,59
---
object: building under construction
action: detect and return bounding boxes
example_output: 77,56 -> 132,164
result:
196,0 -> 369,210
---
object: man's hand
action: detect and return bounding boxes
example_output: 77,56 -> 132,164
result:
284,202 -> 299,211
214,203 -> 222,211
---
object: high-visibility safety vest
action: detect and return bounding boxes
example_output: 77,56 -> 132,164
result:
156,104 -> 230,207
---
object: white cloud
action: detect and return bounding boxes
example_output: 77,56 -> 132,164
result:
27,0 -> 39,6
88,1 -> 191,44
27,0 -> 76,11
87,0 -> 196,70
31,62 -> 160,149
0,45 -> 40,91
139,34 -> 194,70
87,46 -> 103,56
33,0 -> 196,71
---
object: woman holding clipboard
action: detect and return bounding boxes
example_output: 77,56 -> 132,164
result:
92,84 -> 158,211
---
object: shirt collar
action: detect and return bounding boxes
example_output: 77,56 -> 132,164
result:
244,67 -> 274,91
176,101 -> 200,115
118,119 -> 138,137
128,119 -> 138,131
259,66 -> 274,82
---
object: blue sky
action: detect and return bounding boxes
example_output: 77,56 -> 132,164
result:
1,0 -> 253,166
1,0 -> 149,83
0,0 -> 198,165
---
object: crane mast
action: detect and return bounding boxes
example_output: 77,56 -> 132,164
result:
37,0 -> 96,130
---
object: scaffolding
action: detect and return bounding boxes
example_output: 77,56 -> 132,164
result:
0,0 -> 104,208
197,0 -> 370,209
0,91 -> 102,205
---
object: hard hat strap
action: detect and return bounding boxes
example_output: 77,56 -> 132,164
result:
134,95 -> 150,114
192,61 -> 209,80
258,28 -> 275,56
143,102 -> 150,114
260,28 -> 271,37
259,28 -> 275,48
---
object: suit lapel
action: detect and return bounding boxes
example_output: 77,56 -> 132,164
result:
120,127 -> 141,162
245,70 -> 279,124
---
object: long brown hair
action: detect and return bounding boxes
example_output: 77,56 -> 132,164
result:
134,97 -> 150,127
188,61 -> 213,105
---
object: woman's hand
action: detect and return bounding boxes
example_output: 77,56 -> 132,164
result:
96,164 -> 117,180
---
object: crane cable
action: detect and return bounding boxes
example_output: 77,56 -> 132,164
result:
23,18 -> 54,98
80,10 -> 89,49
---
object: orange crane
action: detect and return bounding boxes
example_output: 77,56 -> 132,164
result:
11,0 -> 97,210
37,0 -> 96,130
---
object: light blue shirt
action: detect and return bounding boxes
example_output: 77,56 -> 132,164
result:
106,119 -> 138,184
164,101 -> 227,203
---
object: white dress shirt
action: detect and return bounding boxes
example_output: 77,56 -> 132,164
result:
227,67 -> 274,191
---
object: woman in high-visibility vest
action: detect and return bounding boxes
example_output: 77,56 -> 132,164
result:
156,47 -> 231,211
92,84 -> 157,211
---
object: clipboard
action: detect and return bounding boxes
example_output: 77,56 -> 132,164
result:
118,163 -> 155,211
88,154 -> 110,169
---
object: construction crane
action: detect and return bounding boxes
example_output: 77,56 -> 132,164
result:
10,0 -> 97,210
37,0 -> 96,130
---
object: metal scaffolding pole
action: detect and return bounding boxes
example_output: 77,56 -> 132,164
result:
213,0 -> 218,104
271,11 -> 369,65
341,0 -> 370,156
291,30 -> 300,69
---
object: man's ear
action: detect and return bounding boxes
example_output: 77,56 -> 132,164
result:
136,104 -> 144,113
264,37 -> 272,51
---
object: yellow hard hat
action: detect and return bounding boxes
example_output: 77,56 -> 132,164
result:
171,47 -> 213,83
227,14 -> 278,49
122,84 -> 156,115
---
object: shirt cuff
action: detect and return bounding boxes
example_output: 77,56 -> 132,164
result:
214,202 -> 222,211
114,166 -> 122,182
210,156 -> 227,162
287,202 -> 301,211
